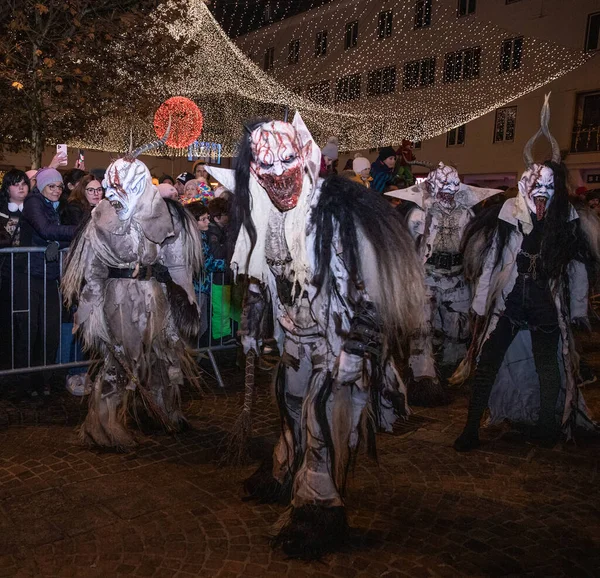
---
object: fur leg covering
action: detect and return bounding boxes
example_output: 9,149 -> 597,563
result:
243,455 -> 292,504
407,376 -> 450,407
80,372 -> 136,451
272,504 -> 349,559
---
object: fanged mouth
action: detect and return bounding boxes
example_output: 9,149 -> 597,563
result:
109,199 -> 124,211
533,195 -> 548,221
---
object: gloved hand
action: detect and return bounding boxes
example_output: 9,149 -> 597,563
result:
571,316 -> 592,333
241,335 -> 260,355
335,349 -> 364,384
45,241 -> 60,262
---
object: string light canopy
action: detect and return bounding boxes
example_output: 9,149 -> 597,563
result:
68,0 -> 590,156
154,96 -> 204,148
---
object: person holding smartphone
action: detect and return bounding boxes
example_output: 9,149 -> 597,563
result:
19,168 -> 77,396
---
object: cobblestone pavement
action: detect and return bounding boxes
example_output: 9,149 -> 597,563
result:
0,345 -> 599,578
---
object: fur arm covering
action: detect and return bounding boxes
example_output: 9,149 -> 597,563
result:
160,200 -> 203,305
576,205 -> 600,264
460,203 -> 504,285
61,221 -> 111,353
312,174 -> 425,353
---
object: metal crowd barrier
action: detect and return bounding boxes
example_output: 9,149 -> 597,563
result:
0,247 -> 238,388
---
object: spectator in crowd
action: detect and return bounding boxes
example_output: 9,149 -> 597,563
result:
175,171 -> 195,197
0,170 -> 31,374
90,168 -> 106,182
157,183 -> 179,200
19,168 -> 77,396
61,174 -> 103,226
193,160 -> 213,189
159,174 -> 175,186
25,169 -> 38,189
181,178 -> 213,205
371,146 -> 397,193
62,168 -> 87,200
342,158 -> 354,171
187,201 -> 212,340
206,196 -> 237,343
320,136 -> 338,178
586,189 -> 600,216
350,154 -> 373,189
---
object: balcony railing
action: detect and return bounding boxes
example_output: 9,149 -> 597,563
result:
571,124 -> 600,153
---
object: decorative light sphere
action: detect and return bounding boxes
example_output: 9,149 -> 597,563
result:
154,96 -> 204,148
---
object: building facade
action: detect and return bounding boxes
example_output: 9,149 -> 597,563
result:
235,0 -> 600,189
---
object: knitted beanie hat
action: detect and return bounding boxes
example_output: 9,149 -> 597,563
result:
352,154 -> 371,174
36,168 -> 62,193
377,146 -> 397,162
321,136 -> 339,160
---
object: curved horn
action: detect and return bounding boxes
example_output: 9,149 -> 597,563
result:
523,127 -> 542,168
540,92 -> 561,164
130,115 -> 172,159
128,127 -> 133,153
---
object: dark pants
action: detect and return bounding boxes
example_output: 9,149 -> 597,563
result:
10,274 -> 61,388
464,275 -> 562,433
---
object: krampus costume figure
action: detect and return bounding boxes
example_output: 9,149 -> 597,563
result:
62,137 -> 202,450
208,113 -> 423,558
386,164 -> 499,406
453,94 -> 598,452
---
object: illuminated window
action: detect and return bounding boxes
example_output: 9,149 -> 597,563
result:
367,67 -> 397,96
494,106 -> 517,143
403,57 -> 435,90
415,0 -> 432,29
288,39 -> 300,64
457,0 -> 476,16
447,124 -> 466,146
585,12 -> 600,51
263,47 -> 274,71
378,10 -> 393,39
345,21 -> 358,50
315,30 -> 327,56
500,37 -> 523,72
444,47 -> 481,82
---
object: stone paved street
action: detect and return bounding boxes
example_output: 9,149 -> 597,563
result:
0,345 -> 599,578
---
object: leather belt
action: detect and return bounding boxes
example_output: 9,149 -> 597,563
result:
107,264 -> 171,283
426,252 -> 463,270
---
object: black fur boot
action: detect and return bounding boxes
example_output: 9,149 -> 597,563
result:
272,504 -> 349,560
242,456 -> 291,504
407,376 -> 450,407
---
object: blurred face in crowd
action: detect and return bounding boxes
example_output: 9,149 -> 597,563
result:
8,179 -> 29,204
183,180 -> 198,200
196,213 -> 210,232
195,164 -> 209,182
360,168 -> 370,179
175,181 -> 185,196
323,155 -> 333,168
213,212 -> 229,227
84,180 -> 103,206
162,177 -> 174,186
41,181 -> 64,203
588,197 -> 600,216
383,155 -> 396,169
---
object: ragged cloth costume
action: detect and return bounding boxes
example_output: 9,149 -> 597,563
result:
386,164 -> 499,406
453,94 -> 599,452
62,138 -> 202,450
208,114 -> 424,558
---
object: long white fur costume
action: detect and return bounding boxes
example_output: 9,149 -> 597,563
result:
208,113 -> 424,557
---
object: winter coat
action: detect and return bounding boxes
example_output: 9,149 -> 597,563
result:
370,159 -> 394,193
20,189 -> 77,280
61,199 -> 91,227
